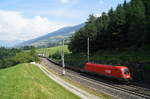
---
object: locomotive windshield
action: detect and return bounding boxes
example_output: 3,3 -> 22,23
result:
124,69 -> 129,75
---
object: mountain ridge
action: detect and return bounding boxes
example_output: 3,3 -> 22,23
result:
17,23 -> 84,48
0,40 -> 24,47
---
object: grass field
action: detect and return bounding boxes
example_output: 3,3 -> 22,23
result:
36,45 -> 70,57
0,63 -> 80,99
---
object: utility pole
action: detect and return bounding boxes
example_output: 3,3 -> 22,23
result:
61,40 -> 65,75
44,48 -> 46,57
45,48 -> 47,57
47,49 -> 49,58
42,48 -> 44,57
87,37 -> 90,62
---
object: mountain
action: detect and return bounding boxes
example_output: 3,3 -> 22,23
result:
17,23 -> 85,48
0,40 -> 24,48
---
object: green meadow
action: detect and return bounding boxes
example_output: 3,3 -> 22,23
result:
36,45 -> 70,57
0,63 -> 80,99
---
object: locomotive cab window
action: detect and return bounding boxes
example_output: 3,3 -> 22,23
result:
124,69 -> 129,75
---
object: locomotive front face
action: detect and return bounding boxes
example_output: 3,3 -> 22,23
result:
122,68 -> 131,80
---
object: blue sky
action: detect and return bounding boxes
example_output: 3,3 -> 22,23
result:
0,0 -> 130,40
0,0 -> 131,24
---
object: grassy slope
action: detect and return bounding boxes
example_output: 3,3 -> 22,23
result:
36,45 -> 70,57
0,63 -> 80,99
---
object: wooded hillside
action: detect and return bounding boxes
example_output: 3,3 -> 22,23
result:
69,0 -> 150,53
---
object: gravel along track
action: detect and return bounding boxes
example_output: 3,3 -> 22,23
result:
40,57 -> 150,99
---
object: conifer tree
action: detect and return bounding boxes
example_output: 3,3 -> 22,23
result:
142,0 -> 150,44
128,0 -> 145,47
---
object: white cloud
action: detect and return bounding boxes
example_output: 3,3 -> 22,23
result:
0,10 -> 64,40
59,0 -> 72,4
94,13 -> 102,17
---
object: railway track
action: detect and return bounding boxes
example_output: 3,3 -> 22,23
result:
40,57 -> 150,99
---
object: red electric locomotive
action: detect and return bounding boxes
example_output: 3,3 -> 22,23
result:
84,62 -> 131,81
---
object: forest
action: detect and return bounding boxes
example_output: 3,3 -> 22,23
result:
0,47 -> 39,69
69,0 -> 150,53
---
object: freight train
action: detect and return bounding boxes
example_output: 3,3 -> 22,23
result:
40,56 -> 132,82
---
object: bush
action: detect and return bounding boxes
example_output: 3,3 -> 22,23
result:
0,48 -> 39,69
